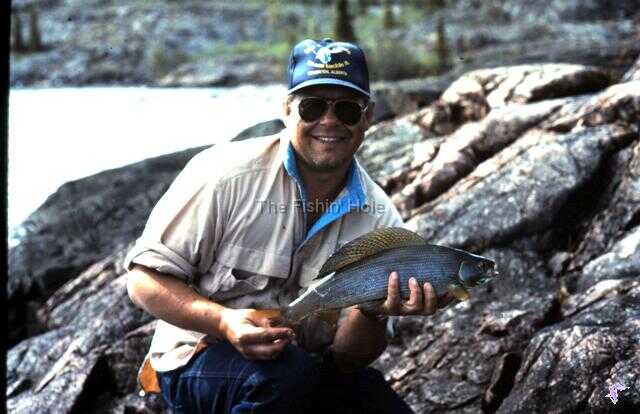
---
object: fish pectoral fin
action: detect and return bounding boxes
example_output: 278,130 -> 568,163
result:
317,227 -> 426,278
448,284 -> 471,301
317,309 -> 341,326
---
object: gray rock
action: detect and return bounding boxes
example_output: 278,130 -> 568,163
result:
357,117 -> 427,182
407,122 -> 635,249
158,56 -> 283,88
7,58 -> 640,413
623,56 -> 640,82
498,279 -> 640,413
370,75 -> 453,123
442,64 -> 610,110
8,146 -> 206,345
405,79 -> 639,249
543,81 -> 640,132
576,226 -> 640,291
232,118 -> 285,142
566,139 -> 640,274
393,98 -> 567,218
373,247 -> 559,413
7,248 -> 154,413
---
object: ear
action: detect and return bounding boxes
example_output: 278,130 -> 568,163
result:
283,97 -> 292,117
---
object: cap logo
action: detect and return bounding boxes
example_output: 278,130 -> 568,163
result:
304,44 -> 352,64
288,39 -> 370,97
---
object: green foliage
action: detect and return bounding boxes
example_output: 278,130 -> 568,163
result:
382,0 -> 395,30
149,45 -> 189,77
357,0 -> 369,14
333,0 -> 357,43
267,0 -> 283,31
366,37 -> 439,81
202,41 -> 292,63
169,0 -> 452,83
350,3 -> 440,81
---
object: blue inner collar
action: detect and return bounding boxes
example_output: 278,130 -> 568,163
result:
283,143 -> 367,243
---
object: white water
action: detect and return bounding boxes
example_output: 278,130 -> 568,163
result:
7,85 -> 288,243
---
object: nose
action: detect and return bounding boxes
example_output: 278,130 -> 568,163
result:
317,102 -> 341,125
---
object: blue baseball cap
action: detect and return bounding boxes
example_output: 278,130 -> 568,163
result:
287,38 -> 370,98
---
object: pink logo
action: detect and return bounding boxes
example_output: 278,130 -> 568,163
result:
605,382 -> 629,405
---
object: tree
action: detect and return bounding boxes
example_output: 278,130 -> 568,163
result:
28,7 -> 44,52
383,0 -> 395,30
12,12 -> 26,52
435,14 -> 450,73
358,0 -> 369,14
333,0 -> 357,43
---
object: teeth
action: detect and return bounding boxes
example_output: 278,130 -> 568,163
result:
315,136 -> 341,143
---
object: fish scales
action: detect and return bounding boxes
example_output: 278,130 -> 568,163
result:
281,227 -> 498,323
317,245 -> 466,309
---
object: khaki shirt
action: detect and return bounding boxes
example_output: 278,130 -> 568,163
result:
124,131 -> 403,389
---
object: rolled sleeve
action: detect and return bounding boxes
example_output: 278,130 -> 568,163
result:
124,149 -> 225,284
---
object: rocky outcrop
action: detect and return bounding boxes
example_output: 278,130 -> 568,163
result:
622,55 -> 640,82
6,124 -> 278,347
7,59 -> 640,413
498,278 -> 640,413
366,63 -> 640,413
157,56 -> 284,88
10,1 -> 639,87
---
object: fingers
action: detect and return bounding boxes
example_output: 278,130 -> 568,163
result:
422,282 -> 437,315
382,272 -> 451,316
239,326 -> 295,345
384,272 -> 428,316
404,277 -> 423,313
383,271 -> 401,312
235,326 -> 295,360
242,337 -> 291,360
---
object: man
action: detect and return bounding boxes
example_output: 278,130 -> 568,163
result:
125,38 -> 452,413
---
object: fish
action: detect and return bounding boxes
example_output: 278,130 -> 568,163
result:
260,227 -> 498,325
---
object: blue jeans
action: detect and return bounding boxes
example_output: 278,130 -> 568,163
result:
158,341 -> 414,413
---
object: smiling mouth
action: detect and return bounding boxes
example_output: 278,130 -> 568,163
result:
313,136 -> 347,144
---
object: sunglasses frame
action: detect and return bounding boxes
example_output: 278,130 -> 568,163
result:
297,96 -> 369,126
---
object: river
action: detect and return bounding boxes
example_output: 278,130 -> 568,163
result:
7,85 -> 287,244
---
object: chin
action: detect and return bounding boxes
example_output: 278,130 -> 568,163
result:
307,158 -> 347,172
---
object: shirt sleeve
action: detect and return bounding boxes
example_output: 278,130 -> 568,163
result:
124,148 -> 225,285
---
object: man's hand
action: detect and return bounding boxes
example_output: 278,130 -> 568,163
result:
219,308 -> 295,360
361,271 -> 455,317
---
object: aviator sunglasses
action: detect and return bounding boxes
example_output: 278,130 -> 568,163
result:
298,97 -> 368,126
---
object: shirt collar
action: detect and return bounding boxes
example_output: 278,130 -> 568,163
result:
280,135 -> 367,208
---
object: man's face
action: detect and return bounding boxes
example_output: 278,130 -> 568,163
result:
284,85 -> 374,173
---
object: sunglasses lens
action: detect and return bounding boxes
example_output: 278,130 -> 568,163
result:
298,98 -> 364,125
299,98 -> 328,122
335,101 -> 363,125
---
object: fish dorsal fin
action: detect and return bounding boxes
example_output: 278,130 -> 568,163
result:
317,227 -> 426,277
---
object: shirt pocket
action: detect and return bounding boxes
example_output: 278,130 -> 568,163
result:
199,244 -> 291,302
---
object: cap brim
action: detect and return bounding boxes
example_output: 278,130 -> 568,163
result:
288,78 -> 370,98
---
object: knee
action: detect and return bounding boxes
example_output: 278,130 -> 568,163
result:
362,367 -> 386,383
263,345 -> 319,395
